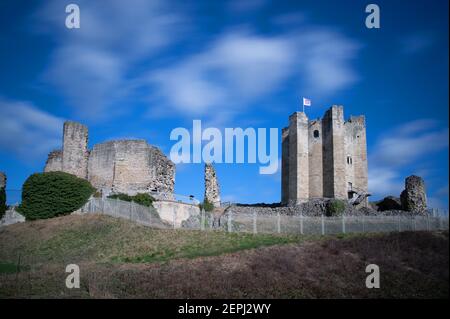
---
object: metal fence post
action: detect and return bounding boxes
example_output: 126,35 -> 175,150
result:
200,209 -> 205,231
362,215 -> 365,232
253,211 -> 257,234
342,214 -> 346,234
300,213 -> 304,235
413,216 -> 416,231
228,212 -> 232,232
426,214 -> 430,231
129,201 -> 133,221
398,215 -> 401,232
173,207 -> 176,229
321,214 -> 325,235
277,212 -> 281,233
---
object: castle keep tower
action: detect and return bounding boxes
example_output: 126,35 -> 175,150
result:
281,105 -> 368,206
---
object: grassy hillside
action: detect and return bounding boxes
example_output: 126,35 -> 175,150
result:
0,214 -> 448,298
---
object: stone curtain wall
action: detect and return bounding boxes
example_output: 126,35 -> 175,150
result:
44,150 -> 63,172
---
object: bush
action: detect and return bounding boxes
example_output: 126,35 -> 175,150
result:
18,172 -> 95,220
107,193 -> 155,208
132,193 -> 155,207
199,199 -> 215,212
0,187 -> 6,219
326,199 -> 346,217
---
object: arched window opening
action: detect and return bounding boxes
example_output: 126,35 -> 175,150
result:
313,130 -> 319,138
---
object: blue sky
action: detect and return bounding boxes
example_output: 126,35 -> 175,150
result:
0,0 -> 448,208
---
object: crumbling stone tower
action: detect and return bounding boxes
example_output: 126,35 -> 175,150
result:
45,121 -> 89,179
282,105 -> 368,206
204,163 -> 221,207
62,121 -> 89,179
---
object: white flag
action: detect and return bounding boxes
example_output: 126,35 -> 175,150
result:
303,97 -> 311,107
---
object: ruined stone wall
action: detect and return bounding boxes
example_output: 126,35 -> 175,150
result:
62,121 -> 89,179
281,127 -> 290,205
204,163 -> 220,207
400,175 -> 427,213
288,112 -> 309,205
88,140 -> 175,197
308,120 -> 323,198
0,171 -> 6,189
44,150 -> 63,172
148,145 -> 175,195
45,121 -> 175,198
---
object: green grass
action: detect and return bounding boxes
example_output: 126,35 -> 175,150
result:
0,214 -> 314,267
0,214 -> 447,298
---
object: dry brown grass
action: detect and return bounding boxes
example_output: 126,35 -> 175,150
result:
0,214 -> 448,298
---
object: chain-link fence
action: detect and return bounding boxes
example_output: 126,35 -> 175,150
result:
80,198 -> 168,228
5,194 -> 448,235
199,211 -> 449,235
80,198 -> 449,235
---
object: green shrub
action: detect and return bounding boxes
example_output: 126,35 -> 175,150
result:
132,193 -> 155,207
326,199 -> 346,217
108,193 -> 132,202
0,187 -> 6,219
199,199 -> 214,212
107,193 -> 155,208
18,172 -> 95,220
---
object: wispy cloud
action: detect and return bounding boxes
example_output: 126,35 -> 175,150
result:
400,32 -> 435,55
370,119 -> 448,167
0,98 -> 64,160
149,27 -> 360,122
36,0 -> 186,120
369,119 -> 449,200
33,1 -> 360,124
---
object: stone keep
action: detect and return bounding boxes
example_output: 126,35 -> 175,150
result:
44,121 -> 175,198
282,105 -> 368,206
204,163 -> 220,207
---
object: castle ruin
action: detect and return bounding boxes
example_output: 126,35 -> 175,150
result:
282,105 -> 369,206
44,121 -> 175,198
204,163 -> 221,207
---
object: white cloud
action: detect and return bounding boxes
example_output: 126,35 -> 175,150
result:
368,167 -> 403,198
0,98 -> 64,160
370,119 -> 448,167
368,119 -> 449,199
34,2 -> 360,123
36,0 -> 186,120
150,28 -> 360,120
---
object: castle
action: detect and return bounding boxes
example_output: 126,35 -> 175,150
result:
43,105 -> 368,207
281,105 -> 369,206
44,121 -> 175,199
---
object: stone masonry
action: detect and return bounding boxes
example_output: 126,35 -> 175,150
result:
0,171 -> 5,189
44,121 -> 175,198
400,175 -> 427,213
282,105 -> 369,206
204,163 -> 221,207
